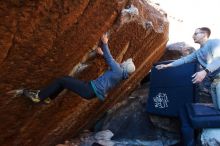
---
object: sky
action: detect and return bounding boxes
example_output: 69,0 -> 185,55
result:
152,0 -> 220,48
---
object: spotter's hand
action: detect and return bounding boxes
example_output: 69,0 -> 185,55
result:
192,70 -> 207,84
155,64 -> 171,70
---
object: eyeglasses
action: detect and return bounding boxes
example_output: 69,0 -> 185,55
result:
193,31 -> 205,36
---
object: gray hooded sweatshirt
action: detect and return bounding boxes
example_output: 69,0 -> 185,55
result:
171,39 -> 220,79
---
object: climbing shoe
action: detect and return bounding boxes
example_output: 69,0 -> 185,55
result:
43,97 -> 51,104
23,89 -> 41,103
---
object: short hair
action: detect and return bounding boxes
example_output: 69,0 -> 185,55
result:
199,27 -> 211,38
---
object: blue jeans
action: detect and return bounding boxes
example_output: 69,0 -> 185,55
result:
179,107 -> 195,146
38,76 -> 96,100
210,78 -> 220,109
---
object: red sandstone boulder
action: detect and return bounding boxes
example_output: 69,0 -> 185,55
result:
0,0 -> 168,145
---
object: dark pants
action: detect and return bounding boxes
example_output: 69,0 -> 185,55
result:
38,76 -> 96,100
179,107 -> 195,146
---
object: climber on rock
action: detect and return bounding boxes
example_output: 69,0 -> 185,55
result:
12,33 -> 135,104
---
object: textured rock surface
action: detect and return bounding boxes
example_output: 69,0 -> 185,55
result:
0,0 -> 168,146
57,83 -> 179,146
96,83 -> 180,145
159,42 -> 195,61
201,128 -> 220,146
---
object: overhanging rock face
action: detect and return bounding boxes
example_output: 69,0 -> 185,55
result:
0,0 -> 169,146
